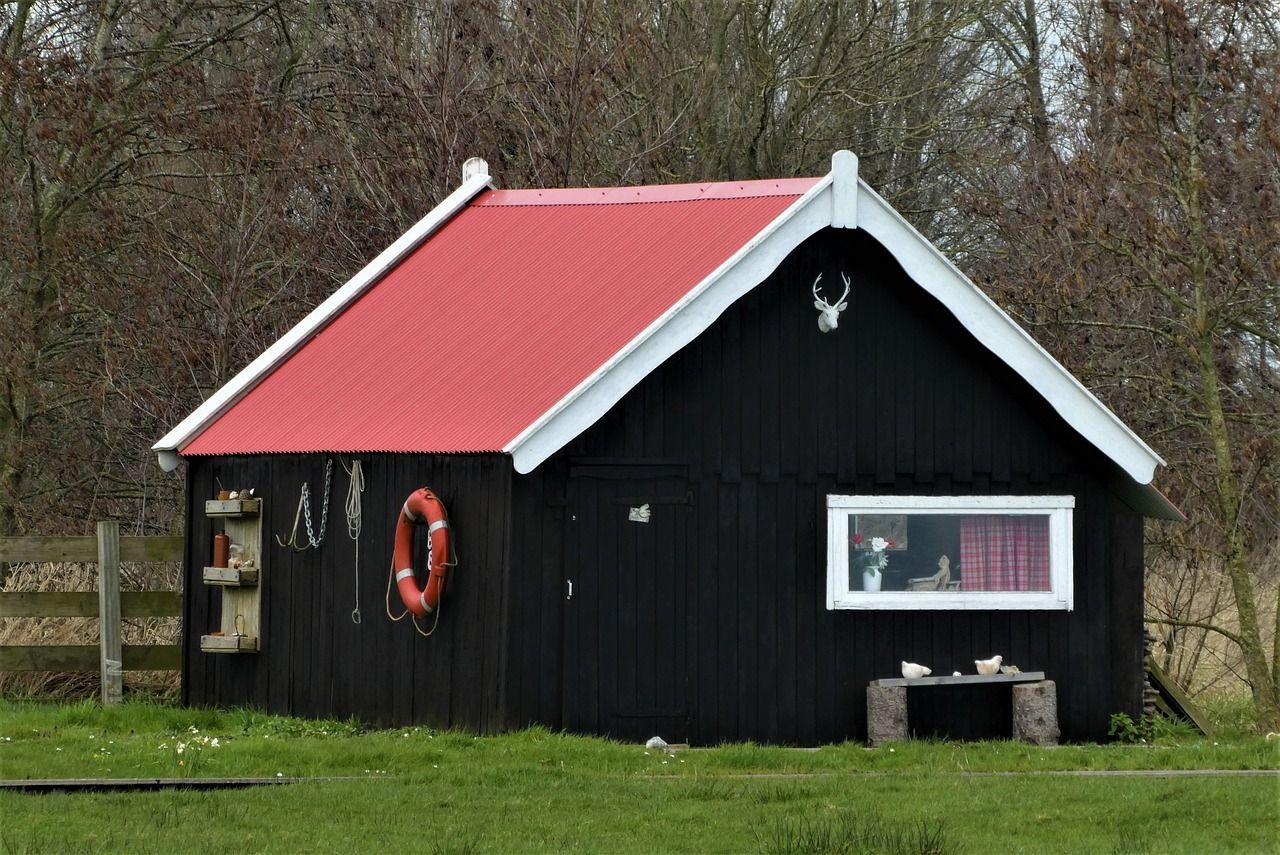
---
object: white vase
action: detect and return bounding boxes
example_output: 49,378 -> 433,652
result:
862,570 -> 882,592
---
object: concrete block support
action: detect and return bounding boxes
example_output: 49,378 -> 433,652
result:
866,685 -> 909,747
1012,680 -> 1061,746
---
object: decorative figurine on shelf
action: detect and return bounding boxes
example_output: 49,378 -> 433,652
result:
901,661 -> 932,679
975,654 -> 1004,675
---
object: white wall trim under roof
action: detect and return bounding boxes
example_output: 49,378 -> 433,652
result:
151,170 -> 495,470
506,151 -> 1164,484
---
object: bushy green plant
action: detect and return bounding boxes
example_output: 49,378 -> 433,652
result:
1108,712 -> 1144,743
1109,711 -> 1200,744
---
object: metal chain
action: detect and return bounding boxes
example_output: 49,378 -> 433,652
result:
302,459 -> 333,548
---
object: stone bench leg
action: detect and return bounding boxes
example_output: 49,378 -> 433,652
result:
866,685 -> 908,747
1012,680 -> 1060,746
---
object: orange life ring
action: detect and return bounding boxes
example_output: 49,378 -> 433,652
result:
392,487 -> 451,616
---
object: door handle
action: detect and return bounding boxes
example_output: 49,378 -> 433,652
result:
566,579 -> 573,601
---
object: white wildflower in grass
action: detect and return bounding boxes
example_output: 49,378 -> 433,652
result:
210,738 -> 220,748
176,743 -> 186,754
276,772 -> 283,778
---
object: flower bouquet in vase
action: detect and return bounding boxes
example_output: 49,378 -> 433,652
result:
850,533 -> 895,592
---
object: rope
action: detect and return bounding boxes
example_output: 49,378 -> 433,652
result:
344,459 -> 364,624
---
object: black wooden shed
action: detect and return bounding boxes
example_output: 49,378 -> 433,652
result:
157,152 -> 1178,744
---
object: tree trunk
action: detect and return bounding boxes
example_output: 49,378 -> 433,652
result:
1193,294 -> 1280,730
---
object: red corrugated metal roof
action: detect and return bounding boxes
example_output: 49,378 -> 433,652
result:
181,177 -> 818,456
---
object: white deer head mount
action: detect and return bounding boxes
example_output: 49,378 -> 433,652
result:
812,272 -> 851,333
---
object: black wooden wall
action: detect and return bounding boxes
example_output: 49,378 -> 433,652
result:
503,227 -> 1146,745
183,453 -> 510,730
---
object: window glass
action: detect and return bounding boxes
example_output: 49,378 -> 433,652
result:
847,512 -> 1050,593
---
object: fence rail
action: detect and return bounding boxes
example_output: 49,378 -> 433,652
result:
0,522 -> 182,703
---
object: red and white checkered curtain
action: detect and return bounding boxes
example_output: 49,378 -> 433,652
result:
959,515 -> 1050,591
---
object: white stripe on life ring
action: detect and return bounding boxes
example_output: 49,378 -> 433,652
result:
402,501 -> 417,521
427,519 -> 449,535
420,591 -> 434,613
395,568 -> 415,583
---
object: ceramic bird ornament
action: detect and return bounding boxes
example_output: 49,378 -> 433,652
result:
975,655 -> 1003,676
901,661 -> 932,679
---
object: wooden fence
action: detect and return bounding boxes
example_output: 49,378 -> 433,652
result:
0,522 -> 183,703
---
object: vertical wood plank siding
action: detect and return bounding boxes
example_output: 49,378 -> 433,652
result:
184,454 -> 510,731
504,227 -> 1145,744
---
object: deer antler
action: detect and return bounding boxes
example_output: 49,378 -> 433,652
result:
812,273 -> 851,308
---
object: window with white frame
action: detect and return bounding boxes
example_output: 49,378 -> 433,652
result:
826,496 -> 1074,610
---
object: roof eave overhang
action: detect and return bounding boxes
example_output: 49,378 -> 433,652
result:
151,170 -> 496,466
507,151 -> 1165,485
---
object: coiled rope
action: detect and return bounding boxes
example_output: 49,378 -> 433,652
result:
344,459 -> 364,624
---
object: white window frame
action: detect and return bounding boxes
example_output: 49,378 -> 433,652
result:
826,495 -> 1075,611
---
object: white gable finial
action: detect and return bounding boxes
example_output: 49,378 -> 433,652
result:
462,157 -> 489,182
831,149 -> 858,229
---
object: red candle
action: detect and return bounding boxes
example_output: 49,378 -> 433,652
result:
213,532 -> 230,568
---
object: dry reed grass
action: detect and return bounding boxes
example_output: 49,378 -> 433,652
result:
0,559 -> 181,699
1145,536 -> 1280,702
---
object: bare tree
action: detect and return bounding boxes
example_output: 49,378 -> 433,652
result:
966,0 -> 1280,728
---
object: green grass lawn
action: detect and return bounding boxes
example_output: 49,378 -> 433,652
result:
1,700 -> 1276,854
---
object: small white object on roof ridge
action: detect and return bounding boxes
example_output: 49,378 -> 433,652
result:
462,157 -> 488,182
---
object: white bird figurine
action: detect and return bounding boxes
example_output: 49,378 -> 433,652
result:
901,661 -> 932,679
975,654 -> 1003,675
952,671 -> 961,677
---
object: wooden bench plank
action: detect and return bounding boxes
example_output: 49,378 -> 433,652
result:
870,671 -> 1045,688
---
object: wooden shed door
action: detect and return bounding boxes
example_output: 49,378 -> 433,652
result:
563,470 -> 693,743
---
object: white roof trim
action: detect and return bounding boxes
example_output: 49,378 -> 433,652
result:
853,181 -> 1165,484
507,151 -> 1164,484
152,170 -> 495,458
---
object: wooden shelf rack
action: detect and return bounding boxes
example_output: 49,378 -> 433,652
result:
199,497 -> 263,654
